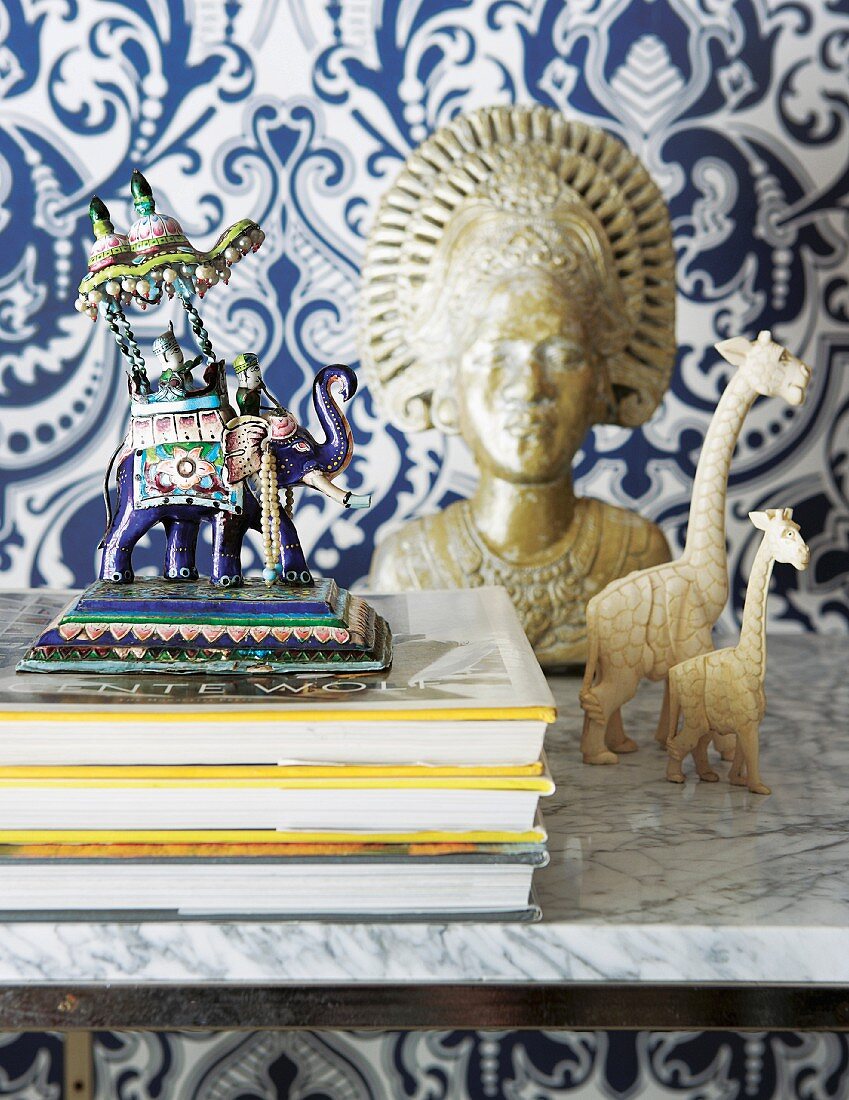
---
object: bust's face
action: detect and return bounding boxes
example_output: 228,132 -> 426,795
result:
456,277 -> 601,482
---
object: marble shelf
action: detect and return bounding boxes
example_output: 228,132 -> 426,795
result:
0,635 -> 847,996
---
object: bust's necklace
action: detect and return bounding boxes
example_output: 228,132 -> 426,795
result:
445,499 -> 601,649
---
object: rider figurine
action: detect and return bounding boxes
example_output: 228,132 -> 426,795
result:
150,322 -> 203,402
233,352 -> 283,416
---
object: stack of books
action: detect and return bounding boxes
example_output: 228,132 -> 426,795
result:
0,586 -> 555,920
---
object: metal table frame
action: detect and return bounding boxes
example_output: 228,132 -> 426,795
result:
3,982 -> 849,1032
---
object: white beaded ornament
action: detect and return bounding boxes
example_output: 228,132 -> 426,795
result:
259,443 -> 281,584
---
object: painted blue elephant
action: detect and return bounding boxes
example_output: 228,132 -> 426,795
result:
99,364 -> 369,586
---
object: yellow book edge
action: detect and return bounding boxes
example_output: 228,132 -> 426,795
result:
0,762 -> 544,779
0,705 -> 556,725
0,826 -> 548,845
0,776 -> 554,791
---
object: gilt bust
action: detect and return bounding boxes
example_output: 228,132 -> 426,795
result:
359,106 -> 676,666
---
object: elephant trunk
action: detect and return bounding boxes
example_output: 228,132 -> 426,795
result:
311,364 -> 357,476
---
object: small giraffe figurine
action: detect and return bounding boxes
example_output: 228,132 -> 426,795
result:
579,332 -> 812,765
665,509 -> 810,794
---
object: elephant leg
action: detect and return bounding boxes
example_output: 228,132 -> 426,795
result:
100,503 -> 160,584
211,510 -> 248,587
279,509 -> 313,585
162,518 -> 200,580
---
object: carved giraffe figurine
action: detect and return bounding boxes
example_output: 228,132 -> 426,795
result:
665,509 -> 810,794
579,331 -> 812,765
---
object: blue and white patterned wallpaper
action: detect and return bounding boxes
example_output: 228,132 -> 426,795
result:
0,0 -> 847,632
86,1030 -> 849,1099
5,1028 -> 849,1099
87,1029 -> 849,1100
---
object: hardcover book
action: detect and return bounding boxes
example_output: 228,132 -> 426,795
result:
0,586 -> 555,766
0,838 -> 549,919
0,760 -> 554,836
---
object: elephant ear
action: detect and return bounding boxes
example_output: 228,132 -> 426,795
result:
223,415 -> 269,483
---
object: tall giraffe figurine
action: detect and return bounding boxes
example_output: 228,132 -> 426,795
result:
665,509 -> 810,794
579,331 -> 812,765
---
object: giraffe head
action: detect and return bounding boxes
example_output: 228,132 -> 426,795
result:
715,330 -> 811,406
749,508 -> 810,570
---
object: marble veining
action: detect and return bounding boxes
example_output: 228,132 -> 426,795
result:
1,636 -> 847,984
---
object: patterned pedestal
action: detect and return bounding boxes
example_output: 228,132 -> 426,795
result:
18,578 -> 392,674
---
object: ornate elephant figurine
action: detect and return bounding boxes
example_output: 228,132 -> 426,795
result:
222,364 -> 372,584
99,363 -> 370,587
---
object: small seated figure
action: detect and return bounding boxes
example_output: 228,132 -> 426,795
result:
233,352 -> 282,416
150,322 -> 203,402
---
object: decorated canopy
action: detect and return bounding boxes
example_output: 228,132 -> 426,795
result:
76,170 -> 266,400
76,170 -> 265,320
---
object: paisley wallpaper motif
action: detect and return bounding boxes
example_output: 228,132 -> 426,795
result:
0,1032 -> 60,1098
0,0 -> 846,631
87,1030 -> 849,1100
4,1028 -> 849,1098
0,1028 -> 843,1100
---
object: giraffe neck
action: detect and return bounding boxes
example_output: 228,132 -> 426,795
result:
736,537 -> 775,675
682,371 -> 755,581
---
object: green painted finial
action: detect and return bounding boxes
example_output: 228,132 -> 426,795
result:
131,168 -> 155,215
89,195 -> 113,238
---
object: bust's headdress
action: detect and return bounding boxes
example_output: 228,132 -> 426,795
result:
359,106 -> 676,430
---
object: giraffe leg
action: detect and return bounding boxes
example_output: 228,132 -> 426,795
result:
713,731 -> 736,761
581,714 -> 619,765
728,739 -> 746,786
666,720 -> 704,783
736,723 -> 770,795
580,675 -> 636,765
694,733 -> 719,782
654,679 -> 670,747
606,709 -> 637,754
